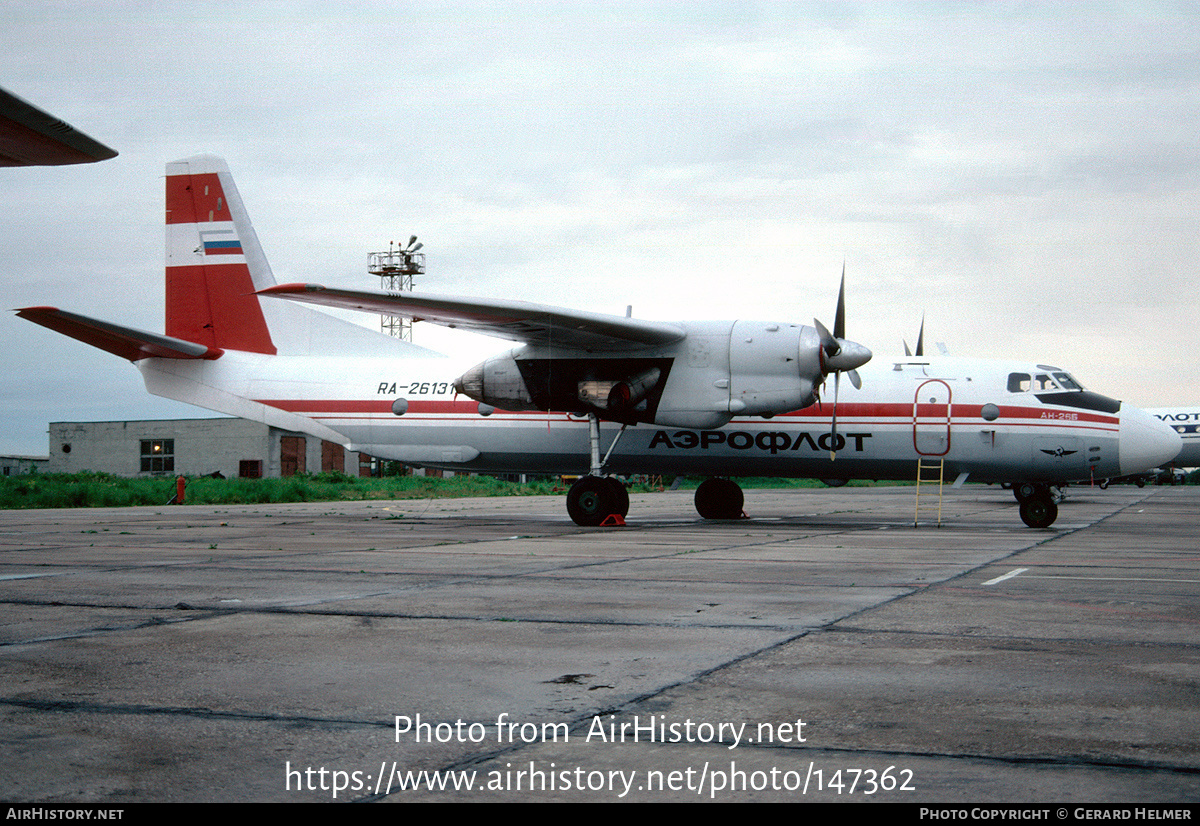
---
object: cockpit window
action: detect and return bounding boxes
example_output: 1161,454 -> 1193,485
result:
1010,371 -> 1086,393
1007,373 -> 1031,392
1053,372 -> 1082,390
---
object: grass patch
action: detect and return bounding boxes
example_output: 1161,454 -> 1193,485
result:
0,471 -> 909,509
0,470 -> 574,509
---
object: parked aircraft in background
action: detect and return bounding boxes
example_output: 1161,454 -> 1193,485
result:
0,86 -> 117,166
16,156 -> 1179,529
1146,408 -> 1200,468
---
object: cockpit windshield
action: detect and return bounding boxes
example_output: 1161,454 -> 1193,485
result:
1053,372 -> 1082,390
1008,371 -> 1084,393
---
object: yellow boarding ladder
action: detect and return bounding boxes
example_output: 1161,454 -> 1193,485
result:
914,457 -> 945,527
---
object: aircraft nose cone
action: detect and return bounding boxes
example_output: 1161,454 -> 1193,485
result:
1119,405 -> 1181,475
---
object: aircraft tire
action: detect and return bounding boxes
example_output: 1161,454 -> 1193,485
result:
604,477 -> 630,517
1019,494 -> 1058,529
695,478 -> 744,520
567,476 -> 615,526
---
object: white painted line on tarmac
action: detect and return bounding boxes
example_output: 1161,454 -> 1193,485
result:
1017,574 -> 1200,584
983,568 -> 1027,585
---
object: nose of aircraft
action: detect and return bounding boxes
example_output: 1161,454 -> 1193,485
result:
1119,405 -> 1181,475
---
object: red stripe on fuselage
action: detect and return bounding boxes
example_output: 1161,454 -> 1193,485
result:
253,398 -> 1118,429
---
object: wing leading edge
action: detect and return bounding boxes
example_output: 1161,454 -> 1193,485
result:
258,284 -> 686,350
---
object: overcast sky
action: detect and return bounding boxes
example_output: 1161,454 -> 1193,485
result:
2,1 -> 1198,456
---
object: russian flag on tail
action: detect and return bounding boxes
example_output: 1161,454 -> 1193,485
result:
199,227 -> 243,255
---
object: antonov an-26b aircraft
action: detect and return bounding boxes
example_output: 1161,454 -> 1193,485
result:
17,156 -> 1180,529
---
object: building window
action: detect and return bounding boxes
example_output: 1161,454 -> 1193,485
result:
140,439 -> 174,473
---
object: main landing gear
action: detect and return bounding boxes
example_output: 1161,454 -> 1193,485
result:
566,476 -> 629,526
566,413 -> 631,527
1012,482 -> 1060,529
694,477 -> 744,520
564,413 -> 748,526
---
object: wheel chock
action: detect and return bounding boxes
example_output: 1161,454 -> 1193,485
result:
599,514 -> 626,527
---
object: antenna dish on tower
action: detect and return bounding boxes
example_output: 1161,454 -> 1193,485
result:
368,236 -> 428,341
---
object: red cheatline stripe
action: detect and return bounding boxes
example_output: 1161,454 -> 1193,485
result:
254,398 -> 1118,428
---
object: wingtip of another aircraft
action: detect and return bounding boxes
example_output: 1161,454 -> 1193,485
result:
0,87 -> 118,166
255,283 -> 320,296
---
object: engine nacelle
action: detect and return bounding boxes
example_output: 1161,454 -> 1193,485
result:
453,319 -> 861,428
725,320 -> 821,415
453,352 -> 538,411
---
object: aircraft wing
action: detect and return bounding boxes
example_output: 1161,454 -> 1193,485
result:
258,283 -> 686,350
16,307 -> 222,361
0,87 -> 118,166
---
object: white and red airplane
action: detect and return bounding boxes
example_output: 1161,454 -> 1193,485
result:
17,156 -> 1180,528
1146,408 -> 1199,469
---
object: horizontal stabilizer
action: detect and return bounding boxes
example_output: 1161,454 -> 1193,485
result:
258,283 -> 686,350
15,307 -> 223,361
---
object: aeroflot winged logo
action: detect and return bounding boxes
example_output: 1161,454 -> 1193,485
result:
198,227 -> 243,256
1040,447 -> 1078,458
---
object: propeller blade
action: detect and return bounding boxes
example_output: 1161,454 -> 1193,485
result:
904,340 -> 912,357
830,371 -> 840,461
834,265 -> 846,341
808,269 -> 870,443
814,317 -> 839,358
916,315 -> 925,357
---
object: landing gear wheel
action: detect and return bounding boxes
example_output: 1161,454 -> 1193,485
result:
567,476 -> 628,526
1019,494 -> 1058,529
694,478 -> 744,520
567,476 -> 615,526
604,477 -> 629,517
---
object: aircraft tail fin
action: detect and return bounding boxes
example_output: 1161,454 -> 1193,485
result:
165,155 -> 278,353
165,156 -> 426,358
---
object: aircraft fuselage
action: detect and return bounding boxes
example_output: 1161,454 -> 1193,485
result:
139,351 -> 1167,487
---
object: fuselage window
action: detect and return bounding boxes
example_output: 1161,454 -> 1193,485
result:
1007,373 -> 1031,392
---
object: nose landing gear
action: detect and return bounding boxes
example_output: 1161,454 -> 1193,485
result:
1013,482 -> 1060,529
